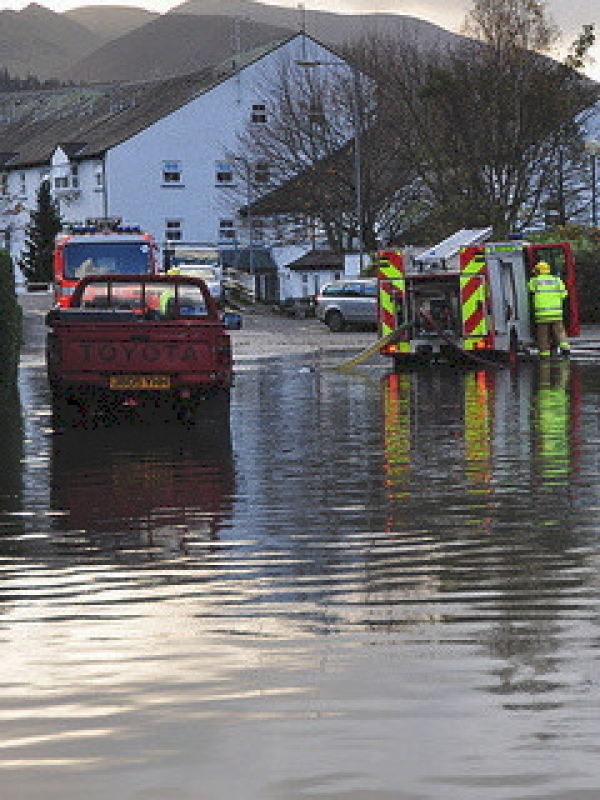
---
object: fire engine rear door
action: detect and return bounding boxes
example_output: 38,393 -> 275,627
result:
486,256 -> 531,349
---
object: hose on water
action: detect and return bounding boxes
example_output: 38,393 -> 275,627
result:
331,312 -> 499,370
331,321 -> 414,370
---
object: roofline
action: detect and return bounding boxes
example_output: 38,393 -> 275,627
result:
2,32 -> 342,171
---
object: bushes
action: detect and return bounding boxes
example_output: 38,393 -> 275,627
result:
573,246 -> 600,323
0,249 -> 22,383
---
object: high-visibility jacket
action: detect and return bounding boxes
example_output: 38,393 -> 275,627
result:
528,274 -> 568,322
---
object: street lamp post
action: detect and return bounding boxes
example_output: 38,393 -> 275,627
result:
296,59 -> 364,272
584,139 -> 600,228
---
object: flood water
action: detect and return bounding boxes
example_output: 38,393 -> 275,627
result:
2,339 -> 600,798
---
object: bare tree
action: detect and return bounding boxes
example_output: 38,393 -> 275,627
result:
232,0 -> 596,249
358,0 -> 597,239
231,60 -> 361,252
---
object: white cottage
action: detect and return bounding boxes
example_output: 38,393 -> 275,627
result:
0,33 -> 348,295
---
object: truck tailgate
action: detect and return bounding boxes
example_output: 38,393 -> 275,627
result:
51,321 -> 227,374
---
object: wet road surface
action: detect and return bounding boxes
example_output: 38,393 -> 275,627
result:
1,296 -> 600,799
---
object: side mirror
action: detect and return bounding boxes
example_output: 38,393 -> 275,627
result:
222,312 -> 243,330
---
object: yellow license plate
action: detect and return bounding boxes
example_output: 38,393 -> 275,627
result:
109,375 -> 171,390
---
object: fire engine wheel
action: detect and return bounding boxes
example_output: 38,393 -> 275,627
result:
326,310 -> 345,332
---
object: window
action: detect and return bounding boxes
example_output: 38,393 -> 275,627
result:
19,173 -> 26,196
0,173 -> 8,196
70,164 -> 79,189
165,219 -> 182,241
251,219 -> 264,243
215,161 -> 234,185
219,219 -> 236,241
54,175 -> 69,190
254,162 -> 269,184
162,160 -> 182,185
251,103 -> 267,124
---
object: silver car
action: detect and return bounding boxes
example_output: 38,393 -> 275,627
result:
316,279 -> 378,332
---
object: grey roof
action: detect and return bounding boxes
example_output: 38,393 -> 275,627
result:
0,35 -> 297,169
287,250 -> 343,271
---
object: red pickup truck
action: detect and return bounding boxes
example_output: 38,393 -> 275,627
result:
46,274 -> 240,425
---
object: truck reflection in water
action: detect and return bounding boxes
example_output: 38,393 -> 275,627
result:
50,419 -> 234,559
0,386 -> 23,514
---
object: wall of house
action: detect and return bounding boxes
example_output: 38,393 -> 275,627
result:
1,34 -> 347,276
105,35 -> 341,261
3,155 -> 106,271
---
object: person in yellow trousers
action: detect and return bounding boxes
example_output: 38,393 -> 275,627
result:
528,261 -> 570,358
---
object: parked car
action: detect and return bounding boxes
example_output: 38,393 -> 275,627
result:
315,279 -> 378,332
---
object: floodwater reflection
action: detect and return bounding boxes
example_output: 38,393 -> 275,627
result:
0,384 -> 23,513
1,357 -> 600,799
50,419 -> 235,559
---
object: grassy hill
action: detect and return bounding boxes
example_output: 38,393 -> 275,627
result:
60,13 -> 294,83
64,5 -> 159,41
0,1 -> 464,84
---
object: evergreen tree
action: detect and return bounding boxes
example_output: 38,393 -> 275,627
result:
19,180 -> 62,285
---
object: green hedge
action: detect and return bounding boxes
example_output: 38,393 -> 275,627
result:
0,249 -> 22,383
573,248 -> 600,323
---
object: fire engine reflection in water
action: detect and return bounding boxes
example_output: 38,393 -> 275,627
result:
381,362 -> 581,524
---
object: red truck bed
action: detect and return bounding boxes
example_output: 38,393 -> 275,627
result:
46,275 -> 237,425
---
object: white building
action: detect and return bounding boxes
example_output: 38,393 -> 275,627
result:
0,33 -> 348,297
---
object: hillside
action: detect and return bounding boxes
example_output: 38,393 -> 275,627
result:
60,13 -> 294,83
0,1 -> 465,85
173,0 -> 461,49
64,5 -> 159,41
0,3 -> 101,79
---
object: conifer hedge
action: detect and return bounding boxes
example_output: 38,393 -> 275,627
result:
0,249 -> 22,383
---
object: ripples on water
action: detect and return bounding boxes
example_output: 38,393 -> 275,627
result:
0,359 -> 599,799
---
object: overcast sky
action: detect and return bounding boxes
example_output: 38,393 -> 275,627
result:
1,0 -> 598,79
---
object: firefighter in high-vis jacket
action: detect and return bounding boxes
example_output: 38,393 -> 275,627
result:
528,261 -> 570,358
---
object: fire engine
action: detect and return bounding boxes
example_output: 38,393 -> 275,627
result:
53,217 -> 159,307
376,228 -> 580,368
